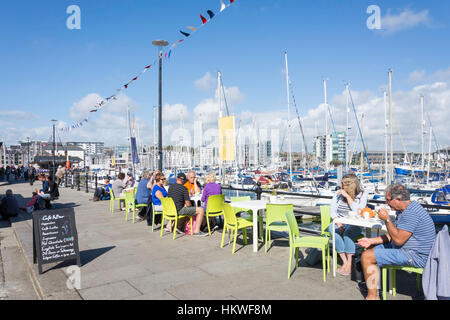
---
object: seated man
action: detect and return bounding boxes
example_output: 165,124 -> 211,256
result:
93,177 -> 112,201
183,171 -> 202,196
167,173 -> 207,237
0,189 -> 19,220
358,184 -> 436,300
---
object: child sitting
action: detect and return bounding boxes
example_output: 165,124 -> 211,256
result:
20,192 -> 40,213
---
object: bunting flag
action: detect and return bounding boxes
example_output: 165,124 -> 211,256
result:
60,0 -> 237,133
180,30 -> 190,37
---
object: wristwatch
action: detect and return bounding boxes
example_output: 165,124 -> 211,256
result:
385,218 -> 391,223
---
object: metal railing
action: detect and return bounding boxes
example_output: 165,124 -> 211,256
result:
59,175 -> 449,235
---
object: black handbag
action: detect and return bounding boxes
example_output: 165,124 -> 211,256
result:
351,249 -> 364,282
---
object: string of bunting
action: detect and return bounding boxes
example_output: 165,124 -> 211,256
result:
60,0 -> 236,133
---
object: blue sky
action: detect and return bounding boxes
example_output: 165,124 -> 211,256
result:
1,0 -> 449,151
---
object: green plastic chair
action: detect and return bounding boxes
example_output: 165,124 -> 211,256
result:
382,266 -> 423,300
151,203 -> 163,232
221,203 -> 253,254
109,188 -> 125,214
124,189 -> 148,224
320,205 -> 335,271
230,196 -> 264,241
205,194 -> 225,236
284,210 -> 330,282
265,204 -> 293,253
160,197 -> 193,240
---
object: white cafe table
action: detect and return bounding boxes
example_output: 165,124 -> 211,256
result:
331,214 -> 388,277
229,200 -> 268,253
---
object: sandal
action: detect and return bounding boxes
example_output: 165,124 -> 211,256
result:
337,269 -> 351,276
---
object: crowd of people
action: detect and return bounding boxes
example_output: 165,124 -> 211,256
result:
0,165 -> 37,183
96,170 -> 224,237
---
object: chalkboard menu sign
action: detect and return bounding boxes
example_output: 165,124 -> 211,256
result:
33,208 -> 81,274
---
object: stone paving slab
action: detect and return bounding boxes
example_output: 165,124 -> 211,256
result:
1,182 -> 421,300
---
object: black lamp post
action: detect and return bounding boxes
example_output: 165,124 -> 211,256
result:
51,119 -> 57,177
152,39 -> 169,171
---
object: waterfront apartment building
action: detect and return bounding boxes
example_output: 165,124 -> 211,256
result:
67,141 -> 104,155
313,131 -> 347,165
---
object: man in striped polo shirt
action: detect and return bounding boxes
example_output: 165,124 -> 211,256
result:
358,184 -> 436,300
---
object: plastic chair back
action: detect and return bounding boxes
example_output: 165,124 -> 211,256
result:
161,197 -> 178,219
223,203 -> 237,226
230,196 -> 251,202
206,194 -> 225,213
124,190 -> 135,207
320,205 -> 331,235
284,210 -> 300,243
266,203 -> 293,225
110,188 -> 117,200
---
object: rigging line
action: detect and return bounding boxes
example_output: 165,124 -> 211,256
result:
348,89 -> 374,180
426,113 -> 441,155
327,104 -> 338,136
56,131 -> 67,153
289,79 -> 319,192
219,73 -> 230,117
390,112 -> 419,183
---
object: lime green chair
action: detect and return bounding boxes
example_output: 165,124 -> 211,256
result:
284,210 -> 330,281
160,197 -> 193,239
151,203 -> 163,232
265,204 -> 293,253
205,194 -> 225,236
109,188 -> 125,214
221,203 -> 253,254
382,266 -> 423,300
230,196 -> 264,241
123,189 -> 148,224
320,205 -> 335,271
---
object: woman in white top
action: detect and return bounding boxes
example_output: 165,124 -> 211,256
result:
328,174 -> 368,275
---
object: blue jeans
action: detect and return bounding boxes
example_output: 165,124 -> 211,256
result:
328,224 -> 362,254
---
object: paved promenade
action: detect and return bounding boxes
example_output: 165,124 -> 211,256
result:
0,182 -> 422,300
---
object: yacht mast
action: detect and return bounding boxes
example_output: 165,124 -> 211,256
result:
284,52 -> 293,184
218,71 -> 225,184
153,106 -> 157,170
427,125 -> 432,184
388,70 -> 394,183
346,83 -> 350,172
324,79 -> 329,174
421,95 -> 425,172
384,91 -> 389,184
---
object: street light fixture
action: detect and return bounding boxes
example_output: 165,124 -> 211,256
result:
152,39 -> 169,171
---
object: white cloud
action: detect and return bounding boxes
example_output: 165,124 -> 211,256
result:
0,110 -> 38,121
163,103 -> 189,122
381,8 -> 432,34
194,72 -> 215,91
408,70 -> 426,83
409,67 -> 450,84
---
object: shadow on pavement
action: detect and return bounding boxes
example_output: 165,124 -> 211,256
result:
46,246 -> 116,272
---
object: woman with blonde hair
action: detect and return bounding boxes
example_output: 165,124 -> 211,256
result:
328,173 -> 368,275
201,172 -> 223,230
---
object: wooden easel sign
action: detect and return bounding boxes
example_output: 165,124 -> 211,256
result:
33,208 -> 81,274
